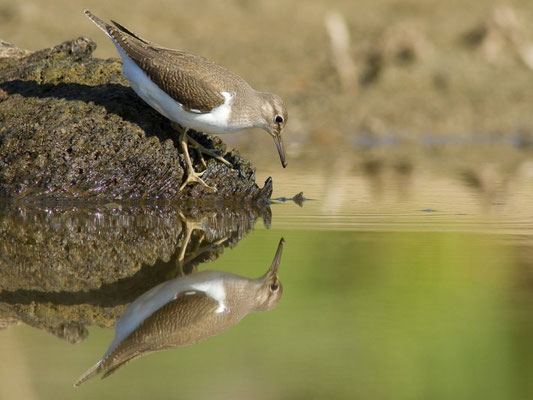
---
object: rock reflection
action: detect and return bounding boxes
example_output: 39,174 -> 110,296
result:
74,238 -> 285,387
0,202 -> 270,342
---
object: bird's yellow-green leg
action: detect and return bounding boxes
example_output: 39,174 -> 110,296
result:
175,126 -> 215,191
171,122 -> 232,169
172,212 -> 228,278
186,136 -> 233,168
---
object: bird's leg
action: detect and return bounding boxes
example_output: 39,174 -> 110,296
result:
171,212 -> 202,277
186,136 -> 233,168
170,122 -> 232,169
195,147 -> 208,169
173,124 -> 216,191
182,235 -> 229,275
176,218 -> 194,275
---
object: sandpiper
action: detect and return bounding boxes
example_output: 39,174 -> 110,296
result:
84,10 -> 288,190
74,238 -> 285,386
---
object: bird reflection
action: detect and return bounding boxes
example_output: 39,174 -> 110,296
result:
74,238 -> 285,387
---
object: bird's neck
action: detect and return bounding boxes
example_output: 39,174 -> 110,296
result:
228,89 -> 268,129
223,277 -> 266,313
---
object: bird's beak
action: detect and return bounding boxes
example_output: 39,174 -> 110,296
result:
264,238 -> 285,279
273,132 -> 288,168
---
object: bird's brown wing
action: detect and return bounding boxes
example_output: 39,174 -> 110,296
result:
86,11 -> 250,112
137,51 -> 230,113
98,291 -> 220,380
107,20 -> 230,112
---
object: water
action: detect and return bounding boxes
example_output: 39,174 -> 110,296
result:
0,157 -> 532,400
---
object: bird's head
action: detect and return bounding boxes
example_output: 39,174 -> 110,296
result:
258,93 -> 288,168
254,238 -> 285,311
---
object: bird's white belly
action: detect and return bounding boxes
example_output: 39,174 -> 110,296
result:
116,46 -> 236,134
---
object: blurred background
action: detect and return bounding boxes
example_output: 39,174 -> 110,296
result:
2,0 -> 533,198
1,1 -> 533,399
0,0 -> 533,199
3,0 -> 533,150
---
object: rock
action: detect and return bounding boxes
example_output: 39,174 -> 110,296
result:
0,39 -> 32,59
0,37 -> 271,202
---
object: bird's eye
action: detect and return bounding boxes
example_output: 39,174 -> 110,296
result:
275,115 -> 284,124
270,284 -> 279,292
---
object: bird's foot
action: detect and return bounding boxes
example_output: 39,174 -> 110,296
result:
179,168 -> 215,191
173,124 -> 229,192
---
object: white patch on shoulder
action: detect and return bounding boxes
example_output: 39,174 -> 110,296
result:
190,280 -> 227,313
190,92 -> 234,132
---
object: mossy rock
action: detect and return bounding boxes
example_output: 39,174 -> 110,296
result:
0,37 -> 272,202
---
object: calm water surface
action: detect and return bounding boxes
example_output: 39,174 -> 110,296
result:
0,160 -> 532,400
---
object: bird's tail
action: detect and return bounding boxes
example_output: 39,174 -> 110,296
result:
84,10 -> 113,37
84,9 -> 154,49
73,359 -> 103,388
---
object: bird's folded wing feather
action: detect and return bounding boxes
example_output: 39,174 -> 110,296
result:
108,23 -> 228,112
97,291 -> 219,379
75,290 -> 219,386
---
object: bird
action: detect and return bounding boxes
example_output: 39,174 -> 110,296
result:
74,238 -> 285,386
84,10 -> 288,191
